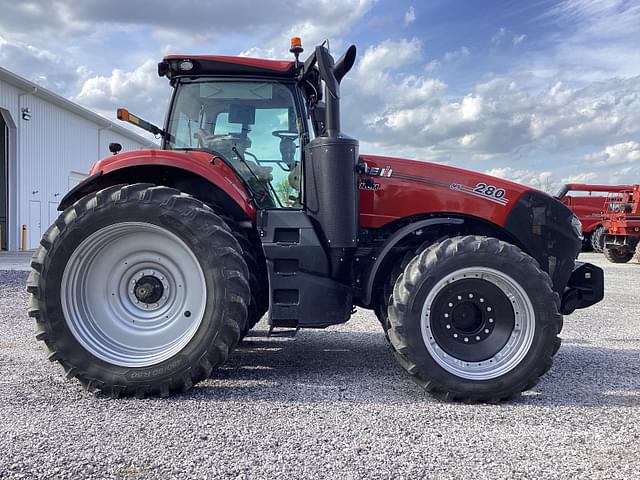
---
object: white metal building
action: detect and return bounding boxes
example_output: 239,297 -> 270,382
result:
0,66 -> 156,251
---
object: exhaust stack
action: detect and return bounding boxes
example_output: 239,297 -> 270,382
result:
303,45 -> 359,281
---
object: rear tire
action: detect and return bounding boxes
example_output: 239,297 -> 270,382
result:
388,235 -> 561,403
221,217 -> 268,338
27,184 -> 250,397
590,226 -> 606,253
603,246 -> 634,263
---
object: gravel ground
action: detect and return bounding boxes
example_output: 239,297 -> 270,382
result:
1,252 -> 639,479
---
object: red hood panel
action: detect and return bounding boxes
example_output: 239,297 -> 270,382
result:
358,155 -> 532,229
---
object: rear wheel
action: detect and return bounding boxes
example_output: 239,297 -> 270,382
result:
603,246 -> 634,263
388,236 -> 561,402
27,184 -> 250,397
590,226 -> 606,253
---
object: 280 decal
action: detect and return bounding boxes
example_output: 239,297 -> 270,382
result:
473,183 -> 506,200
450,182 -> 509,206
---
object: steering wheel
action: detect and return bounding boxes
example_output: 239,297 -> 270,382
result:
272,130 -> 299,140
272,130 -> 299,171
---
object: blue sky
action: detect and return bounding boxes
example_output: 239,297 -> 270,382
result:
1,0 -> 639,191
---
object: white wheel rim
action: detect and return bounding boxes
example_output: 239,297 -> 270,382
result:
420,267 -> 536,380
61,222 -> 207,368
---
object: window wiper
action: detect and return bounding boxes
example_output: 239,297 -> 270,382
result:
232,146 -> 283,208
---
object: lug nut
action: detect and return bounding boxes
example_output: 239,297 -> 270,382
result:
448,302 -> 453,307
453,333 -> 459,338
487,306 -> 492,312
444,313 -> 449,318
488,318 -> 494,323
468,293 -> 474,299
479,298 -> 485,303
446,324 -> 451,329
475,336 -> 481,341
484,329 -> 490,334
464,337 -> 469,343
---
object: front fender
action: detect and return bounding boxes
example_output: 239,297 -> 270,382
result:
361,217 -> 464,305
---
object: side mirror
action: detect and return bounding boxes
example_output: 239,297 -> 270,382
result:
117,108 -> 165,137
311,101 -> 326,135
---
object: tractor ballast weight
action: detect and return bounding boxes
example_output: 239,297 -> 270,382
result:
30,39 -> 605,402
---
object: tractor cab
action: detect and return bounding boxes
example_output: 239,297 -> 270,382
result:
164,78 -> 304,209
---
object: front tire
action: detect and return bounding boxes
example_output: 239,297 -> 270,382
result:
603,246 -> 634,263
388,236 -> 561,402
27,184 -> 250,397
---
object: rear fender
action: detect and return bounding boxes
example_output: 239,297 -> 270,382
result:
58,150 -> 257,221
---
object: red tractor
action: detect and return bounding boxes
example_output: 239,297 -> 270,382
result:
602,185 -> 640,263
26,39 -> 604,402
556,183 -> 634,252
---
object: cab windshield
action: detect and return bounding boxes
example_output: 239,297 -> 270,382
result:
166,80 -> 303,208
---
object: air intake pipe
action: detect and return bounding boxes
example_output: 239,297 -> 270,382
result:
304,45 -> 359,281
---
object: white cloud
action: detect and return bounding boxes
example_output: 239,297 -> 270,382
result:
513,34 -> 526,46
352,68 -> 640,161
425,59 -> 440,71
356,38 -> 422,75
561,172 -> 597,183
585,141 -> 640,166
0,34 -> 85,96
73,60 -> 167,128
235,0 -> 375,59
486,167 -> 557,192
404,6 -> 416,27
443,46 -> 470,62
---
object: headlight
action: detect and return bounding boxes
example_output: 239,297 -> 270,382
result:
570,215 -> 583,240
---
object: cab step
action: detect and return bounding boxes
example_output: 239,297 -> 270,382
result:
267,325 -> 300,338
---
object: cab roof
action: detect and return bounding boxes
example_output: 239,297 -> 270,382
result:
159,55 -> 297,80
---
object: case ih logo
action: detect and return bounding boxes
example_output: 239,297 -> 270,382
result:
366,165 -> 393,177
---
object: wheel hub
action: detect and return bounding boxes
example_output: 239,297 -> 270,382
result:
134,275 -> 164,304
430,278 -> 515,362
451,302 -> 483,334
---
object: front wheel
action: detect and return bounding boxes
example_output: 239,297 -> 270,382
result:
603,246 -> 634,263
388,236 -> 561,402
27,184 -> 250,397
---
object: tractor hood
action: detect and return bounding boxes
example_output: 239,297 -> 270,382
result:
358,154 -> 532,229
358,154 -> 583,296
